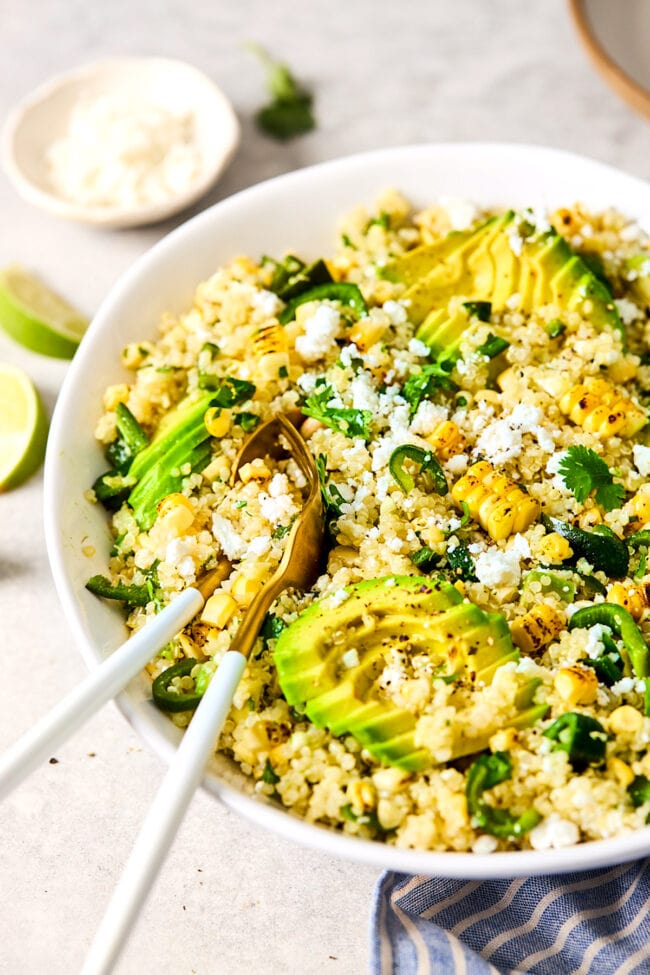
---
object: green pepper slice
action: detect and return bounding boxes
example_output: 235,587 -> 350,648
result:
629,774 -> 650,809
522,569 -> 576,603
85,574 -> 150,606
278,283 -> 367,325
541,516 -> 629,578
628,530 -> 650,551
388,444 -> 448,495
466,751 -> 541,839
152,658 -> 204,712
570,603 -> 650,714
543,712 -> 607,770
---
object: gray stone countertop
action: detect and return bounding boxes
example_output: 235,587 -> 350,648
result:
1,1 -> 648,972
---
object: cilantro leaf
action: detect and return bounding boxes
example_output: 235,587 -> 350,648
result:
302,385 -> 372,439
558,445 -> 625,511
248,44 -> 315,141
401,362 -> 457,418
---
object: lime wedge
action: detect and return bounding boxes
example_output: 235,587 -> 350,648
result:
0,266 -> 88,359
0,363 -> 49,491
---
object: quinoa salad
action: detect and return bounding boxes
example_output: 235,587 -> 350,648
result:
87,190 -> 650,854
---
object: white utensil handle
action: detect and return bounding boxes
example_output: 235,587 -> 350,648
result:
81,650 -> 247,975
0,587 -> 204,801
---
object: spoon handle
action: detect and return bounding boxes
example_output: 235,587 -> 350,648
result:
81,650 -> 247,975
0,587 -> 204,802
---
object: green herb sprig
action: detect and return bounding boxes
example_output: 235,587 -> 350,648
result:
249,44 -> 315,141
558,445 -> 625,511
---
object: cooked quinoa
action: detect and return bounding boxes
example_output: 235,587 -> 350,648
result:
89,189 -> 650,853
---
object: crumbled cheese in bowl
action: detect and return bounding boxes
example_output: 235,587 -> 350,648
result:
46,94 -> 202,210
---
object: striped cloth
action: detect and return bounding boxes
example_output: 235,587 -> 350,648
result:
370,862 -> 650,975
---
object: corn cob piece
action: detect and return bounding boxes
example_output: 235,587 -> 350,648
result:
451,460 -> 540,540
511,604 -> 565,655
251,324 -> 289,357
559,379 -> 646,439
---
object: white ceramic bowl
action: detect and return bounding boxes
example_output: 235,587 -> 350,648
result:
44,143 -> 650,878
1,57 -> 240,228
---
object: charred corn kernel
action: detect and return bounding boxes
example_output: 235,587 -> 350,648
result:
577,507 -> 603,529
489,728 -> 518,753
606,582 -> 647,620
511,604 -> 565,655
300,416 -> 326,439
539,532 -> 573,562
238,458 -> 271,483
559,379 -> 647,439
200,591 -> 238,628
607,757 -> 635,788
554,666 -> 599,706
451,460 -> 540,540
156,493 -> 194,533
629,490 -> 650,527
256,351 -> 290,382
204,407 -> 232,438
609,705 -> 644,736
347,318 -> 387,351
426,420 -> 467,459
103,383 -> 130,411
251,323 -> 289,357
347,780 -> 376,813
609,358 -> 638,384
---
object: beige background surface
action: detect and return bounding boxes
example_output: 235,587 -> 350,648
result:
1,1 -> 648,973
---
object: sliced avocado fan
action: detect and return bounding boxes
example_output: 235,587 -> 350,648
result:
382,212 -> 622,353
274,576 -> 544,771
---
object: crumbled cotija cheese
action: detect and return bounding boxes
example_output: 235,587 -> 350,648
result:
46,94 -> 202,209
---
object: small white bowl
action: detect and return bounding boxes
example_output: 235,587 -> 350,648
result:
1,57 -> 240,228
44,144 -> 650,878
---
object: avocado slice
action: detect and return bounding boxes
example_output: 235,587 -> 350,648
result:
274,575 -> 530,771
384,211 -> 622,346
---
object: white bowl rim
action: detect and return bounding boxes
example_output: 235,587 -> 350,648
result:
44,141 -> 650,878
1,55 -> 241,228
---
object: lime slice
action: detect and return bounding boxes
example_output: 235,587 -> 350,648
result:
0,363 -> 49,491
0,265 -> 88,359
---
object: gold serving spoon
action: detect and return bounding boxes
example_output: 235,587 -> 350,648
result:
80,414 -> 323,975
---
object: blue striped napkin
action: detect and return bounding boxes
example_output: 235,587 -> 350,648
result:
370,862 -> 650,974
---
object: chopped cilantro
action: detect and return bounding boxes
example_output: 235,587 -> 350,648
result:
198,375 -> 256,406
248,44 -> 315,141
272,523 -> 292,539
302,384 -> 372,439
261,613 -> 287,645
278,365 -> 289,378
475,333 -> 510,359
446,543 -> 477,581
262,759 -> 280,785
401,362 -> 457,418
234,500 -> 248,509
341,233 -> 357,249
367,212 -> 390,231
409,546 -> 441,572
558,445 -> 625,511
